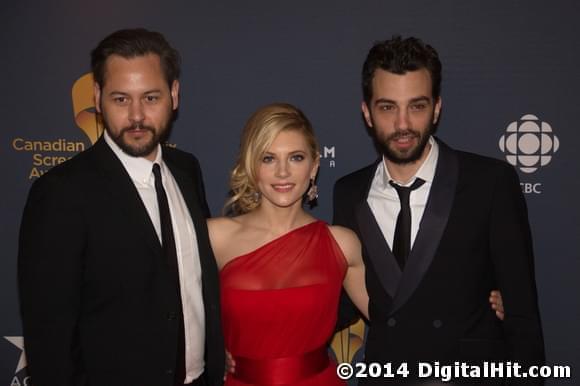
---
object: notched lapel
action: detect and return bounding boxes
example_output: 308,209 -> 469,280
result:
390,140 -> 459,315
91,139 -> 163,258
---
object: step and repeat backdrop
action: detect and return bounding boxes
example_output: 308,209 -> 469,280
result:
1,1 -> 578,385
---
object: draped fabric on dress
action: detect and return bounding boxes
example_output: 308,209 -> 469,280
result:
221,220 -> 347,385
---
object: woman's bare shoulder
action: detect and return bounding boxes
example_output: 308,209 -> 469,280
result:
208,216 -> 238,229
207,216 -> 245,239
328,224 -> 358,244
327,225 -> 361,264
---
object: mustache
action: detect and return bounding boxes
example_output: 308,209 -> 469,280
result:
386,129 -> 421,142
119,123 -> 156,136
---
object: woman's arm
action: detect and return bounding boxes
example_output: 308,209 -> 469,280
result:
329,225 -> 369,320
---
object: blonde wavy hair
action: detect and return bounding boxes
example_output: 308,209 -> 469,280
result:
224,103 -> 320,215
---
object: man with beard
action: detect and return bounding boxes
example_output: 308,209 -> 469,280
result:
333,36 -> 544,385
18,29 -> 224,386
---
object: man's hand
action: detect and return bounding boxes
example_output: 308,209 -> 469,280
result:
489,290 -> 505,320
224,350 -> 236,380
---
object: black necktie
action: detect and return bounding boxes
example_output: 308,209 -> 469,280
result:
152,163 -> 185,385
389,178 -> 425,270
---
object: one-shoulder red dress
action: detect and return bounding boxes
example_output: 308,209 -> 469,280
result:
220,221 -> 347,385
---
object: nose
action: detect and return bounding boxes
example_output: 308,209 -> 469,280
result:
128,99 -> 145,123
275,160 -> 290,178
395,108 -> 410,131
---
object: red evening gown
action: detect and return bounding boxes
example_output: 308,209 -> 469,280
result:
220,220 -> 347,385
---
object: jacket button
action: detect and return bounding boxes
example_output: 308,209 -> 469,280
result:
166,368 -> 174,375
433,319 -> 442,328
167,312 -> 177,320
387,317 -> 396,327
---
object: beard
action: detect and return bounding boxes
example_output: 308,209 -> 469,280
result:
374,122 -> 434,165
102,116 -> 171,158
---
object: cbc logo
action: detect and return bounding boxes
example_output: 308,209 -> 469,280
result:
498,114 -> 559,174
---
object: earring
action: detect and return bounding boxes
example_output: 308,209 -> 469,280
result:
306,178 -> 318,202
252,191 -> 261,203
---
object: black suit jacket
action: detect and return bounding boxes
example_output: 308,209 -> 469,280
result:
18,138 -> 224,386
333,139 -> 544,384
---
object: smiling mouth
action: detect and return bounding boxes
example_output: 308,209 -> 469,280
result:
272,183 -> 295,192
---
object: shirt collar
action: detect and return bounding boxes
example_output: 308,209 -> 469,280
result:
103,130 -> 163,185
379,136 -> 439,189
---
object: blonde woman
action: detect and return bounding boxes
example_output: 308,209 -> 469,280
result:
208,103 -> 365,385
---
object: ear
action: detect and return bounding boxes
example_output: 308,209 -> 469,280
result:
171,80 -> 180,110
433,96 -> 442,124
93,82 -> 102,113
361,101 -> 373,127
311,152 -> 320,180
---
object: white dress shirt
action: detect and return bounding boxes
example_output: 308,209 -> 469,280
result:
104,132 -> 205,383
367,136 -> 439,253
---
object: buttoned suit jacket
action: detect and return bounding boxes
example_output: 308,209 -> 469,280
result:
18,137 -> 224,386
333,138 -> 544,384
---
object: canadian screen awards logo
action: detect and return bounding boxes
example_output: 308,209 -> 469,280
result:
498,114 -> 559,174
11,73 -> 99,180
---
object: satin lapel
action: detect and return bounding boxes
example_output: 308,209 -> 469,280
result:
352,159 -> 401,298
91,138 -> 162,257
389,140 -> 458,315
355,201 -> 401,298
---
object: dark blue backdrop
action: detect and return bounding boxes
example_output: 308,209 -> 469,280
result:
1,1 -> 578,384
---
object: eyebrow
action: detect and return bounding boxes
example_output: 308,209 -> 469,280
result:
263,150 -> 307,155
409,96 -> 431,104
108,89 -> 162,96
374,96 -> 431,105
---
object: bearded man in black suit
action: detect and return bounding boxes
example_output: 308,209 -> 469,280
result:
18,29 -> 224,386
333,36 -> 544,385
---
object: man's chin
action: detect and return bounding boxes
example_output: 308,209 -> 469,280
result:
118,140 -> 158,158
383,146 -> 422,165
381,134 -> 433,165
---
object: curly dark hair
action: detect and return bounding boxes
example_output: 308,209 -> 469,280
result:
362,36 -> 442,104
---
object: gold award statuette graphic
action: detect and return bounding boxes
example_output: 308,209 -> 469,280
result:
72,73 -> 103,145
330,319 -> 365,364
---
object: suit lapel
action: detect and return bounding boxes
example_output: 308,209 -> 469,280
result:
356,201 -> 401,298
352,160 -> 402,298
389,139 -> 458,315
90,138 -> 163,257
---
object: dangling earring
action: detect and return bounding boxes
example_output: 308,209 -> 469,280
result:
252,191 -> 261,203
306,178 -> 318,202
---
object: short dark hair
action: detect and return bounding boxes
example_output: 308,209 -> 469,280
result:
362,36 -> 442,104
91,28 -> 181,88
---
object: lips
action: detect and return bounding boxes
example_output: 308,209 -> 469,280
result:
271,183 -> 295,193
389,131 -> 419,149
393,136 -> 415,148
